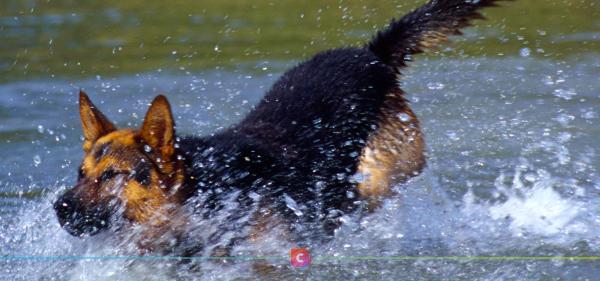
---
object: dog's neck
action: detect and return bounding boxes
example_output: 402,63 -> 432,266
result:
174,131 -> 280,208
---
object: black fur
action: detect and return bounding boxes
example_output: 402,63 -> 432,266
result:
369,0 -> 506,70
174,0 -> 506,245
178,49 -> 398,242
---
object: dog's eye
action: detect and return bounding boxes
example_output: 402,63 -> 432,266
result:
133,166 -> 151,186
99,170 -> 117,181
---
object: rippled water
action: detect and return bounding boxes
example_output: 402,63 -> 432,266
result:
1,0 -> 599,280
1,56 -> 598,280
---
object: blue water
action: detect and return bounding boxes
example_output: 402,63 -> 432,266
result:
0,53 -> 599,280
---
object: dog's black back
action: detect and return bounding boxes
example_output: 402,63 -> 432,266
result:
179,49 -> 398,240
177,0 -> 507,245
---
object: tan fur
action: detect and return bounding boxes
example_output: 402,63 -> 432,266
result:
140,95 -> 176,167
357,89 -> 425,209
79,91 -> 116,152
77,92 -> 186,231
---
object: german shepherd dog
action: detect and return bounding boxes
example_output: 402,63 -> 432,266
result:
55,0 -> 508,256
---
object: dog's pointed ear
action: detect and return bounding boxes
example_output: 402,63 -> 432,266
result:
140,95 -> 175,162
79,91 -> 116,151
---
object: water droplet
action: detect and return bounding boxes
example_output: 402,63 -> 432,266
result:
283,194 -> 303,217
397,113 -> 411,122
144,145 -> 152,152
350,172 -> 366,183
554,113 -> 575,126
426,82 -> 445,90
315,181 -> 326,189
519,47 -> 531,57
553,89 -> 576,100
33,155 -> 41,166
542,76 -> 554,86
248,192 -> 260,201
346,190 -> 355,199
446,131 -> 460,141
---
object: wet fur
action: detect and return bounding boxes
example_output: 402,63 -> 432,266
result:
55,0 -> 508,255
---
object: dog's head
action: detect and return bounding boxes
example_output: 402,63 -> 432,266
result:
54,92 -> 185,237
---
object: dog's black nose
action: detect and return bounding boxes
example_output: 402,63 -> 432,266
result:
54,195 -> 75,225
53,193 -> 111,237
53,194 -> 85,236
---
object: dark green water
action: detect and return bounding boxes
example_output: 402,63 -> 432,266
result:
0,1 -> 599,280
0,0 -> 597,82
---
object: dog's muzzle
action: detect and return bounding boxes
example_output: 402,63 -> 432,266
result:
53,194 -> 112,237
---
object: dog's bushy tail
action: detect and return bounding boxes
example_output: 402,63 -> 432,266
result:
368,0 -> 507,70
